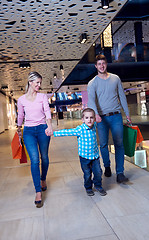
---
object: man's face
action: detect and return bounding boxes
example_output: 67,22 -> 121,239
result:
82,111 -> 95,128
95,60 -> 107,74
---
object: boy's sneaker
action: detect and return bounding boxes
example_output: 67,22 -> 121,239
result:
95,187 -> 107,196
86,190 -> 95,196
104,167 -> 112,177
117,173 -> 129,183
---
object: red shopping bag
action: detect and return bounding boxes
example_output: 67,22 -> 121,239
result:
11,131 -> 27,163
11,132 -> 22,159
130,125 -> 144,143
20,144 -> 27,164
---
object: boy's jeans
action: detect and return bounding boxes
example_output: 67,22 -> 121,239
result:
23,124 -> 50,192
97,113 -> 124,175
79,156 -> 102,190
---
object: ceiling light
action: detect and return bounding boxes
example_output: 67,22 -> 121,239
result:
1,85 -> 8,89
19,62 -> 31,69
101,0 -> 109,9
80,33 -> 87,44
60,64 -> 63,70
53,73 -> 57,78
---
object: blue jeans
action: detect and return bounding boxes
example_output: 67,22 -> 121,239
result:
79,156 -> 102,190
23,124 -> 50,192
97,113 -> 124,175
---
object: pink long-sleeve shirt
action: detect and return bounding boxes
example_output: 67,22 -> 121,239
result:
17,93 -> 51,127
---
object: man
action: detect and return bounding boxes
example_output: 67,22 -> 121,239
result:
87,54 -> 131,183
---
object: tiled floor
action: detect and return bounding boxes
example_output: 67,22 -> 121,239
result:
0,119 -> 149,240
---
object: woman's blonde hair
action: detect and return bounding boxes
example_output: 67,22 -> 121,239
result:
25,71 -> 42,93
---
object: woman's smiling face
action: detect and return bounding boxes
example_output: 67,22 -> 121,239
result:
30,77 -> 42,92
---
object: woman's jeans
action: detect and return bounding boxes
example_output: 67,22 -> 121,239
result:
79,156 -> 102,190
97,113 -> 124,175
23,124 -> 50,193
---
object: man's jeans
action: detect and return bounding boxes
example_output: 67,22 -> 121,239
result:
79,156 -> 102,190
23,124 -> 50,192
97,113 -> 124,174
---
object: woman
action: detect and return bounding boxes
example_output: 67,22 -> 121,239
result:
17,72 -> 53,208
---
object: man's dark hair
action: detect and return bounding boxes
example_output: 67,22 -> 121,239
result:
95,54 -> 107,64
82,108 -> 95,118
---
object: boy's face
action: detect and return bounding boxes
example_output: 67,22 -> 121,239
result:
82,111 -> 95,128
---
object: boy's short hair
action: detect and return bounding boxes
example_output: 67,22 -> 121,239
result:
95,54 -> 107,64
82,108 -> 95,118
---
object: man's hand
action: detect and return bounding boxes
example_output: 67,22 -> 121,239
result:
96,114 -> 102,123
126,116 -> 132,125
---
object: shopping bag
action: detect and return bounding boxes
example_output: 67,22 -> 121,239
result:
11,132 -> 22,159
134,150 -> 147,168
20,144 -> 27,164
123,125 -> 137,157
130,125 -> 144,143
11,131 -> 28,163
21,129 -> 30,161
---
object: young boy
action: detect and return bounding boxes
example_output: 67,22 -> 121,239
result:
53,108 -> 107,196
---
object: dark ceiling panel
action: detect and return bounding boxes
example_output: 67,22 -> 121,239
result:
61,62 -> 149,88
115,0 -> 149,20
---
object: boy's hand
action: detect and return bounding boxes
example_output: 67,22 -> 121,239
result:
96,114 -> 102,123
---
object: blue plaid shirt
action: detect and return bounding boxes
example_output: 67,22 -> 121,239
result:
53,123 -> 99,160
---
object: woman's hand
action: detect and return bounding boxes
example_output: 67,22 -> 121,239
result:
45,126 -> 53,136
45,119 -> 53,136
17,128 -> 22,141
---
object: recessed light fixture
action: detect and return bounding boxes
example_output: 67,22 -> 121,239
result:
1,85 -> 8,89
101,0 -> 109,9
53,73 -> 57,78
80,33 -> 87,44
19,62 -> 31,69
60,64 -> 63,70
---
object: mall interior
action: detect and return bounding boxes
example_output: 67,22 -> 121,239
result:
0,0 -> 149,239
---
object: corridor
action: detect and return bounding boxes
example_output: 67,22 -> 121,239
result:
0,119 -> 149,240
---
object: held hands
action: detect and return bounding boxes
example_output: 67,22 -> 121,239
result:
96,114 -> 102,123
45,126 -> 53,136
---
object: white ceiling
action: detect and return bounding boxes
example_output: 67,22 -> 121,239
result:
0,0 -> 128,99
